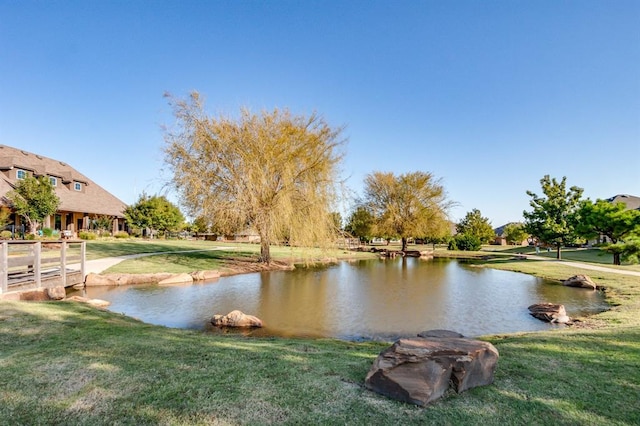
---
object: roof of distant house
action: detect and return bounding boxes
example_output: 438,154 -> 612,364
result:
0,144 -> 126,217
606,194 -> 640,211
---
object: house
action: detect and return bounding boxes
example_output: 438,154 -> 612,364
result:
606,194 -> 640,211
493,222 -> 529,246
590,194 -> 640,245
0,144 -> 127,236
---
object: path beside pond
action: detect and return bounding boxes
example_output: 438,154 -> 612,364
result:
524,254 -> 640,277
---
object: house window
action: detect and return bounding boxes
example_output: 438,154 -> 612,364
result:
17,169 -> 27,180
50,177 -> 57,186
74,182 -> 82,191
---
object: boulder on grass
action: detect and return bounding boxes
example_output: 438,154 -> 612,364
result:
211,310 -> 263,328
365,333 -> 499,406
528,303 -> 571,323
46,286 -> 66,300
563,274 -> 597,290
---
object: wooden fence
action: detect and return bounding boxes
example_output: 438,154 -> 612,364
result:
0,240 -> 85,294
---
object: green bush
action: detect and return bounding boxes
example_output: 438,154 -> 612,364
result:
114,231 -> 129,239
42,228 -> 54,237
450,233 -> 481,251
78,231 -> 97,240
0,230 -> 12,240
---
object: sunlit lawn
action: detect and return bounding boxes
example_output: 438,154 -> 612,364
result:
3,239 -> 638,424
2,300 -> 639,425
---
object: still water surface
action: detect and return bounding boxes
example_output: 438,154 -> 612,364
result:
81,258 -> 606,340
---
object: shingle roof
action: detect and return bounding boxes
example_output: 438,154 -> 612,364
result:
606,194 -> 640,211
0,144 -> 126,217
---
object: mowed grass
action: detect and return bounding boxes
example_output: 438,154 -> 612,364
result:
87,239 -> 376,274
2,240 -> 640,424
2,300 -> 639,425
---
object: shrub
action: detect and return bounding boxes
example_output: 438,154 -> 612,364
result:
78,231 -> 97,240
0,230 -> 12,240
450,233 -> 482,251
114,231 -> 129,239
42,227 -> 54,237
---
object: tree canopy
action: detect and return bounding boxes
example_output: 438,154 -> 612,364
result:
502,223 -> 529,245
575,199 -> 640,265
523,175 -> 583,259
124,193 -> 185,236
456,209 -> 495,244
163,92 -> 345,263
6,175 -> 60,234
362,171 -> 452,252
344,206 -> 374,243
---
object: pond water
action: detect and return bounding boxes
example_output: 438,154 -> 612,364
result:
78,258 -> 607,340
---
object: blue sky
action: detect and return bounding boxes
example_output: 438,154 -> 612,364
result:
1,0 -> 639,227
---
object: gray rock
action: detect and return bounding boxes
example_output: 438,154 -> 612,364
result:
563,274 -> 597,290
365,336 -> 499,406
46,286 -> 66,300
528,303 -> 571,323
211,310 -> 263,328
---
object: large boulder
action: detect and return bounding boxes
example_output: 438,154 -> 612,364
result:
190,270 -> 221,281
46,286 -> 66,300
563,274 -> 597,290
365,333 -> 499,406
158,273 -> 193,286
528,303 -> 571,323
211,310 -> 263,328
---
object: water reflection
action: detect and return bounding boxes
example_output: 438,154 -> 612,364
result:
79,258 -> 607,340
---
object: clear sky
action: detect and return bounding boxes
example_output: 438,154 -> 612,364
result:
1,0 -> 639,227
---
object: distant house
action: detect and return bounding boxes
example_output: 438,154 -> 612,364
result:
0,144 -> 127,236
591,194 -> 640,245
606,194 -> 640,211
493,222 -> 529,246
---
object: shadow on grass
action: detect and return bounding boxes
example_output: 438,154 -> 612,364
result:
2,301 -> 639,425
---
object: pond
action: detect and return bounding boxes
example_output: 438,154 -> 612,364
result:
78,258 -> 607,340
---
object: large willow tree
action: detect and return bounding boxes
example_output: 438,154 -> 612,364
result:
164,92 -> 345,263
363,171 -> 452,252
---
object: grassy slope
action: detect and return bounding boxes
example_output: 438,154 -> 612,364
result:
1,240 -> 639,424
2,302 -> 638,425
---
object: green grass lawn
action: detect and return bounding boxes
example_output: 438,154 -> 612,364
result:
2,239 -> 640,424
87,239 -> 377,274
2,301 -> 639,425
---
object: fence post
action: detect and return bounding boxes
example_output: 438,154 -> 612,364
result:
81,241 -> 86,282
61,241 -> 67,287
34,241 -> 42,288
0,242 -> 7,294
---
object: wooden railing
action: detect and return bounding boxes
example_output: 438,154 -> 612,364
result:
0,240 -> 86,294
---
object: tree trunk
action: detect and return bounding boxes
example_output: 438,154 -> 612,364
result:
401,237 -> 408,252
556,243 -> 562,260
259,239 -> 271,264
613,252 -> 621,266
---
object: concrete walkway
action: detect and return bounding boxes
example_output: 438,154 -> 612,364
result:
70,247 -> 235,276
523,254 -> 640,277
